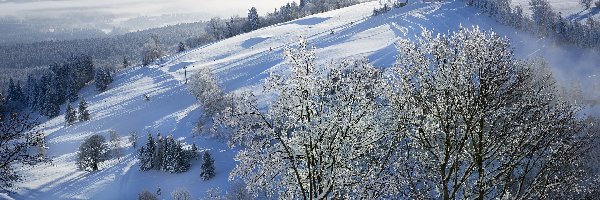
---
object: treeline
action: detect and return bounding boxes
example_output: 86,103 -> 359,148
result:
138,133 -> 198,173
0,21 -> 209,71
2,55 -> 111,117
204,0 -> 360,41
466,0 -> 600,51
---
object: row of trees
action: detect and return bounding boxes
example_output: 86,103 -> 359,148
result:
466,0 -> 600,52
205,0 -> 359,41
138,133 -> 197,173
189,29 -> 598,199
2,55 -> 111,118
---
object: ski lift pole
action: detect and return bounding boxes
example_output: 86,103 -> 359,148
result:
184,66 -> 188,84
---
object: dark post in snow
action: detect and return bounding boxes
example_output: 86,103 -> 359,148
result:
184,66 -> 188,84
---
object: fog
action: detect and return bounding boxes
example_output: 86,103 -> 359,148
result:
0,0 -> 292,43
0,0 -> 287,19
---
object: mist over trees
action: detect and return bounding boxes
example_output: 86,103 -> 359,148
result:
192,28 -> 598,199
466,0 -> 600,52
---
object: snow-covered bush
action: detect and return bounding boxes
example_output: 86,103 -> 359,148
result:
171,187 -> 192,200
76,135 -> 108,171
392,27 -> 592,199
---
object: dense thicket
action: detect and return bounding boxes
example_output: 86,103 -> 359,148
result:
138,133 -> 197,173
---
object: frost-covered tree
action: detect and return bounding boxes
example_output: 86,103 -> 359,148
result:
247,7 -> 260,32
78,99 -> 90,122
138,190 -> 158,200
109,130 -> 123,159
217,39 -> 400,198
64,103 -> 77,126
76,135 -> 108,171
188,68 -> 230,118
0,113 -> 47,191
225,181 -> 251,200
188,67 -> 233,138
200,151 -> 215,181
392,27 -> 592,199
171,187 -> 192,200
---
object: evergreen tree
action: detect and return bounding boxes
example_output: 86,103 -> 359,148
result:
153,133 -> 164,170
78,99 -> 90,121
247,7 -> 261,31
139,133 -> 155,171
64,103 -> 77,126
95,68 -> 113,92
200,151 -> 215,180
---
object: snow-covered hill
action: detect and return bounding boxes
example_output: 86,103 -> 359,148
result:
12,0 -> 600,199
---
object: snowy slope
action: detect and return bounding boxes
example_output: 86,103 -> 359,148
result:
12,0 -> 600,199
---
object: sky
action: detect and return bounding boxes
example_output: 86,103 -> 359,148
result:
0,0 -> 290,19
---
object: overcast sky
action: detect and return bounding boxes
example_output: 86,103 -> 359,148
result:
0,0 -> 290,19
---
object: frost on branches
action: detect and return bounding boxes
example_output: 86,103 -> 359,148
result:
217,30 -> 594,199
218,38 -> 403,199
392,27 -> 592,199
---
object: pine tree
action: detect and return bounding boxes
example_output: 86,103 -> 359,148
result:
247,7 -> 260,31
78,99 -> 90,121
139,133 -> 155,171
153,133 -> 164,170
200,151 -> 215,180
95,68 -> 113,92
64,103 -> 77,126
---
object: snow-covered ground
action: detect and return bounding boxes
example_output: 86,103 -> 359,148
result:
11,0 -> 600,199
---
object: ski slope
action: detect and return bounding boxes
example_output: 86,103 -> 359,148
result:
11,0 -> 600,199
